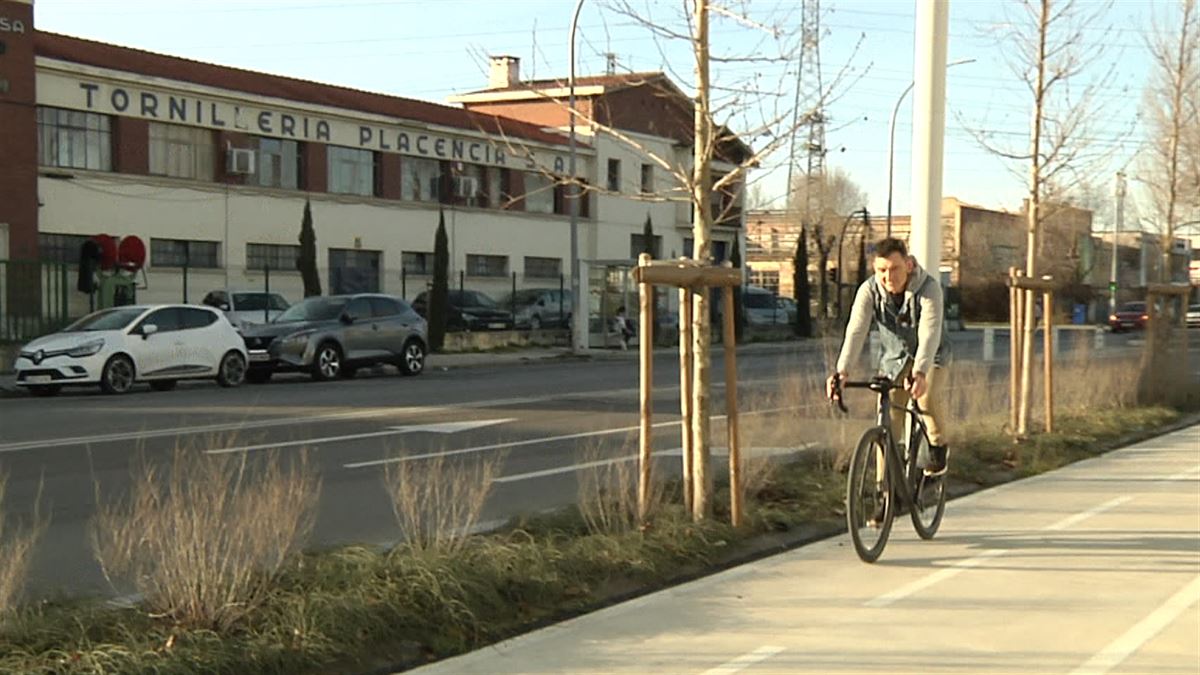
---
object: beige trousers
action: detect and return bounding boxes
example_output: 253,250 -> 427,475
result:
891,364 -> 946,447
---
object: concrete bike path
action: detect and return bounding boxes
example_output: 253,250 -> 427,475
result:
412,423 -> 1200,674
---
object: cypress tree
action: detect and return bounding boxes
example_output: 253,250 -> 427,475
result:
429,208 -> 450,352
793,228 -> 813,338
297,199 -> 322,297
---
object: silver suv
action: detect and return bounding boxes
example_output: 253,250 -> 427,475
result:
240,294 -> 427,383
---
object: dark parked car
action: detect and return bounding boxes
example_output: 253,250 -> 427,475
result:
240,293 -> 427,383
411,290 -> 514,331
502,288 -> 572,329
1108,301 -> 1148,333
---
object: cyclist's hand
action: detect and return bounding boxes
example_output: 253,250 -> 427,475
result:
826,371 -> 847,401
908,371 -> 928,399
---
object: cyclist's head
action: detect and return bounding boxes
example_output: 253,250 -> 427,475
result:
872,237 -> 913,294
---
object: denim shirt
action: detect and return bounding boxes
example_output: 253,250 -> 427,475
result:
835,261 -> 949,380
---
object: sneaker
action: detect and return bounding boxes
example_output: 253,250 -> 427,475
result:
924,445 -> 948,477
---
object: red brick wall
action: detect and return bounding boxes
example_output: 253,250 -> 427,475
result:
0,1 -> 38,259
302,142 -> 326,193
113,117 -> 148,175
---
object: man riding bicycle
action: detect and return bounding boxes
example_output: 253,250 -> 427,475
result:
826,237 -> 950,476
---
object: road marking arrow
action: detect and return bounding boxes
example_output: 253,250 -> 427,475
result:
206,418 -> 516,455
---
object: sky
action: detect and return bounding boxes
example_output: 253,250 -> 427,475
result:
30,0 -> 1168,229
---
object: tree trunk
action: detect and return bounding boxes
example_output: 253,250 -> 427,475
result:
1019,0 -> 1049,438
690,0 -> 713,521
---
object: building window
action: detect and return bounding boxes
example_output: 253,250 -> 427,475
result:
750,269 -> 780,295
486,167 -> 503,208
524,172 -> 555,214
246,243 -> 300,271
148,122 -> 215,180
524,256 -> 561,279
451,163 -> 486,207
38,233 -> 93,265
255,137 -> 301,189
630,234 -> 662,259
402,156 -> 442,202
151,238 -> 219,268
327,146 -> 376,196
640,163 -> 654,194
467,254 -> 508,277
36,106 -> 112,171
403,251 -> 432,275
607,158 -> 621,192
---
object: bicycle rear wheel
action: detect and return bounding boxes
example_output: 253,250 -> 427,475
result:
908,431 -> 946,539
847,426 -> 894,563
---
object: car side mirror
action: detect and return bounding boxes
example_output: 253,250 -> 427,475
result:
141,324 -> 159,339
340,312 -> 354,325
218,303 -> 231,312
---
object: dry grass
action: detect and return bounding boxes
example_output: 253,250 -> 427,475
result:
575,438 -> 668,534
90,447 -> 319,630
0,472 -> 46,624
384,449 -> 502,554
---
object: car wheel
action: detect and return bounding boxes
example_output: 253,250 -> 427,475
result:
150,379 -> 178,392
311,342 -> 342,381
246,370 -> 272,384
399,339 -> 425,376
530,314 -> 542,330
28,385 -> 62,397
100,354 -> 136,395
217,351 -> 247,388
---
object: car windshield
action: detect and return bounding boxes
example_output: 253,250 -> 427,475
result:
743,293 -> 775,309
233,293 -> 289,311
274,297 -> 347,323
1120,303 -> 1146,312
63,307 -> 145,332
459,291 -> 498,308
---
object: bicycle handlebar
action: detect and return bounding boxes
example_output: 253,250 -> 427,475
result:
828,374 -> 922,416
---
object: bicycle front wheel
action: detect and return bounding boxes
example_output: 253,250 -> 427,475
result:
847,426 -> 895,563
907,433 -> 946,539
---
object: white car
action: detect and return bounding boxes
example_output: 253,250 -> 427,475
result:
1188,303 -> 1200,329
201,290 -> 290,330
13,304 -> 248,396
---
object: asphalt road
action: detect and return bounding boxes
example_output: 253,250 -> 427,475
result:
0,330 -> 1177,597
414,423 -> 1200,675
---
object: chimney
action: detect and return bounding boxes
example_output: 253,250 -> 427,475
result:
488,55 -> 520,89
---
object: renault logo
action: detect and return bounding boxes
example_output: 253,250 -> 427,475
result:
32,349 -> 44,365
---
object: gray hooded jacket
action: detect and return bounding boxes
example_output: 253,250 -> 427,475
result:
835,260 -> 948,379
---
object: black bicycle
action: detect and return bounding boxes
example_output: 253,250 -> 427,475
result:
831,374 -> 947,563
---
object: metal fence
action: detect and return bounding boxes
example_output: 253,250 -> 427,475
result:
0,259 -> 73,343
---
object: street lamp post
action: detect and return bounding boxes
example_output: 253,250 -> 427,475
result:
836,207 -> 869,319
568,0 -> 586,353
885,59 -> 974,237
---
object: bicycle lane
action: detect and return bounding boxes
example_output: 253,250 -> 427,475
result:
410,422 -> 1200,675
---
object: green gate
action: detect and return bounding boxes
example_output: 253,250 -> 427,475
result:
0,259 -> 73,343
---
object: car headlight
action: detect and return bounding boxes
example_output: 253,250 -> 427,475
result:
461,312 -> 478,321
67,338 -> 105,358
282,331 -> 313,346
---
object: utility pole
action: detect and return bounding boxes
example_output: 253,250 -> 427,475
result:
1110,171 -> 1125,315
909,0 -> 950,278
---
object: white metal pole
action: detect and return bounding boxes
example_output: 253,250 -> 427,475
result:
569,0 -> 587,353
909,0 -> 950,275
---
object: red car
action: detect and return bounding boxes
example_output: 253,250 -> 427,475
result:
1108,301 -> 1148,333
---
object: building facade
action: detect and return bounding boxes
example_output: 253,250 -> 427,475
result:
0,3 -> 744,334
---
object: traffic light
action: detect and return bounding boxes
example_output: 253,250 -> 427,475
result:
1108,281 -> 1118,293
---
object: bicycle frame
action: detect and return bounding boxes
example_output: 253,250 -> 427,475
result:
842,377 -> 929,510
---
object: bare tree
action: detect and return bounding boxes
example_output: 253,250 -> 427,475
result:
789,168 -> 867,322
969,0 -> 1114,438
1142,0 -> 1200,282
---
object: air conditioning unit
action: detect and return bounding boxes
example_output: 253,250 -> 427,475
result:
454,176 -> 479,198
226,146 -> 256,175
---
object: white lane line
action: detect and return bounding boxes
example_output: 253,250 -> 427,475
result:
0,405 -> 449,453
867,495 -> 1135,609
1069,574 -> 1200,675
864,549 -> 1008,608
205,418 -> 517,455
701,646 -> 786,675
494,445 -> 813,484
1165,463 -> 1200,481
1042,496 -> 1131,532
343,404 -> 804,469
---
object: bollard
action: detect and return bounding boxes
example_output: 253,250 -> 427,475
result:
1093,327 -> 1105,350
983,327 -> 995,362
1053,326 -> 1063,357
